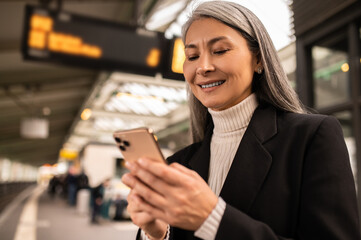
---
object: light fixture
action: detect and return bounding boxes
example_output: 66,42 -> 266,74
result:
341,63 -> 349,72
42,106 -> 51,116
20,117 -> 49,139
145,1 -> 187,30
81,108 -> 92,120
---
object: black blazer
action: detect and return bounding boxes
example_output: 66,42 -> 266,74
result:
164,104 -> 360,240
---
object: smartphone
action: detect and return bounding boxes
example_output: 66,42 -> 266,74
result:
113,127 -> 166,164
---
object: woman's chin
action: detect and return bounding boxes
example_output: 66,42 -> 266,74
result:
201,101 -> 226,111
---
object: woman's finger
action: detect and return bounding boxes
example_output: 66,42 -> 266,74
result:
121,173 -> 136,188
132,195 -> 167,222
126,172 -> 168,208
169,162 -> 197,176
131,163 -> 172,193
136,158 -> 191,186
128,191 -> 167,221
127,196 -> 157,228
127,191 -> 143,212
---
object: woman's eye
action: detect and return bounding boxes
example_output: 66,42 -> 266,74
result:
187,55 -> 199,61
214,49 -> 229,55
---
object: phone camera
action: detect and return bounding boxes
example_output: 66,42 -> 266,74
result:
115,136 -> 130,151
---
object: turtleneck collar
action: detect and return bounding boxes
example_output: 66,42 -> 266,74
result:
208,93 -> 258,133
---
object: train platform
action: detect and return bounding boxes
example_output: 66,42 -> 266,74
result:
0,185 -> 138,240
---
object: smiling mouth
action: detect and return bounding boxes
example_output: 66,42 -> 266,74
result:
200,80 -> 225,89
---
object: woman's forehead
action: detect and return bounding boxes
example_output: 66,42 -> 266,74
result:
185,18 -> 244,45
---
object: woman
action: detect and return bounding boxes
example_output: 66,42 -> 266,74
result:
122,1 -> 360,239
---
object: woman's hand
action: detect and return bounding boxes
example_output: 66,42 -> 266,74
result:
123,177 -> 168,240
122,158 -> 218,231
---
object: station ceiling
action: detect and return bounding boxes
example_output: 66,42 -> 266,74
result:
0,0 -> 191,166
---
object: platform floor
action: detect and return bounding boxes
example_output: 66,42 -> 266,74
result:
0,185 -> 138,240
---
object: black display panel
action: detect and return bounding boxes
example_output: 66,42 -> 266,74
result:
21,5 -> 184,80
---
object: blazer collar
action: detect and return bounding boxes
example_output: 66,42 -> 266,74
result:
188,104 -> 277,212
247,104 -> 278,143
187,122 -> 213,182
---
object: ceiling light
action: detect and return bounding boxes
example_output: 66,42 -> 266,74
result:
146,1 -> 187,30
341,63 -> 349,72
81,108 -> 92,120
42,106 -> 51,116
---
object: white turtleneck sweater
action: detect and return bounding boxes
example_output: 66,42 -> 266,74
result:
141,93 -> 258,240
195,93 -> 258,240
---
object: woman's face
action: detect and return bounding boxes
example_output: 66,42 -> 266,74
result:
183,18 -> 260,111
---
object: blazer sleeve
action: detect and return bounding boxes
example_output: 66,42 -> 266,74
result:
215,116 -> 360,240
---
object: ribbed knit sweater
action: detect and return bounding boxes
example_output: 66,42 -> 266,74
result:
195,93 -> 258,239
208,93 -> 258,196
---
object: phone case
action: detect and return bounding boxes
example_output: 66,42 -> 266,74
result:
113,127 -> 166,163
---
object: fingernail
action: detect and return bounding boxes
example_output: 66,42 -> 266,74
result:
125,161 -> 134,169
122,174 -> 130,182
137,158 -> 146,166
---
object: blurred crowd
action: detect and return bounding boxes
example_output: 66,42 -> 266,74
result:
47,169 -> 130,224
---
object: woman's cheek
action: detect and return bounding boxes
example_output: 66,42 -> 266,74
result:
183,66 -> 194,84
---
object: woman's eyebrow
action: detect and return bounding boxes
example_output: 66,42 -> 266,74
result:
208,36 -> 227,46
184,43 -> 197,49
184,36 -> 228,49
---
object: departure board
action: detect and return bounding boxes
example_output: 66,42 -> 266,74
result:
21,5 -> 184,80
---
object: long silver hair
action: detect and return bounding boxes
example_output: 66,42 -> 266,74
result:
182,1 -> 306,142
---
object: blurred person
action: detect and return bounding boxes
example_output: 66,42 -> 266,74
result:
48,175 -> 60,198
58,174 -> 68,199
113,193 -> 129,221
91,178 -> 110,224
122,1 -> 360,240
65,168 -> 78,206
101,181 -> 114,219
75,170 -> 90,215
77,170 -> 89,192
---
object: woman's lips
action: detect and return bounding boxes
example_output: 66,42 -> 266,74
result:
199,80 -> 226,89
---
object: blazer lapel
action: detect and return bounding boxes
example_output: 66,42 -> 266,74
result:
220,105 -> 277,213
187,123 -> 213,182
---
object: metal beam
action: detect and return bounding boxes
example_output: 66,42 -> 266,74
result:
0,71 -> 96,86
0,87 -> 90,108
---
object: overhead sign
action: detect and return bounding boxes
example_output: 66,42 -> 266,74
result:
22,5 -> 184,80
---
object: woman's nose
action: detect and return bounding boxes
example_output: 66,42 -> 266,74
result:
196,56 -> 215,76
